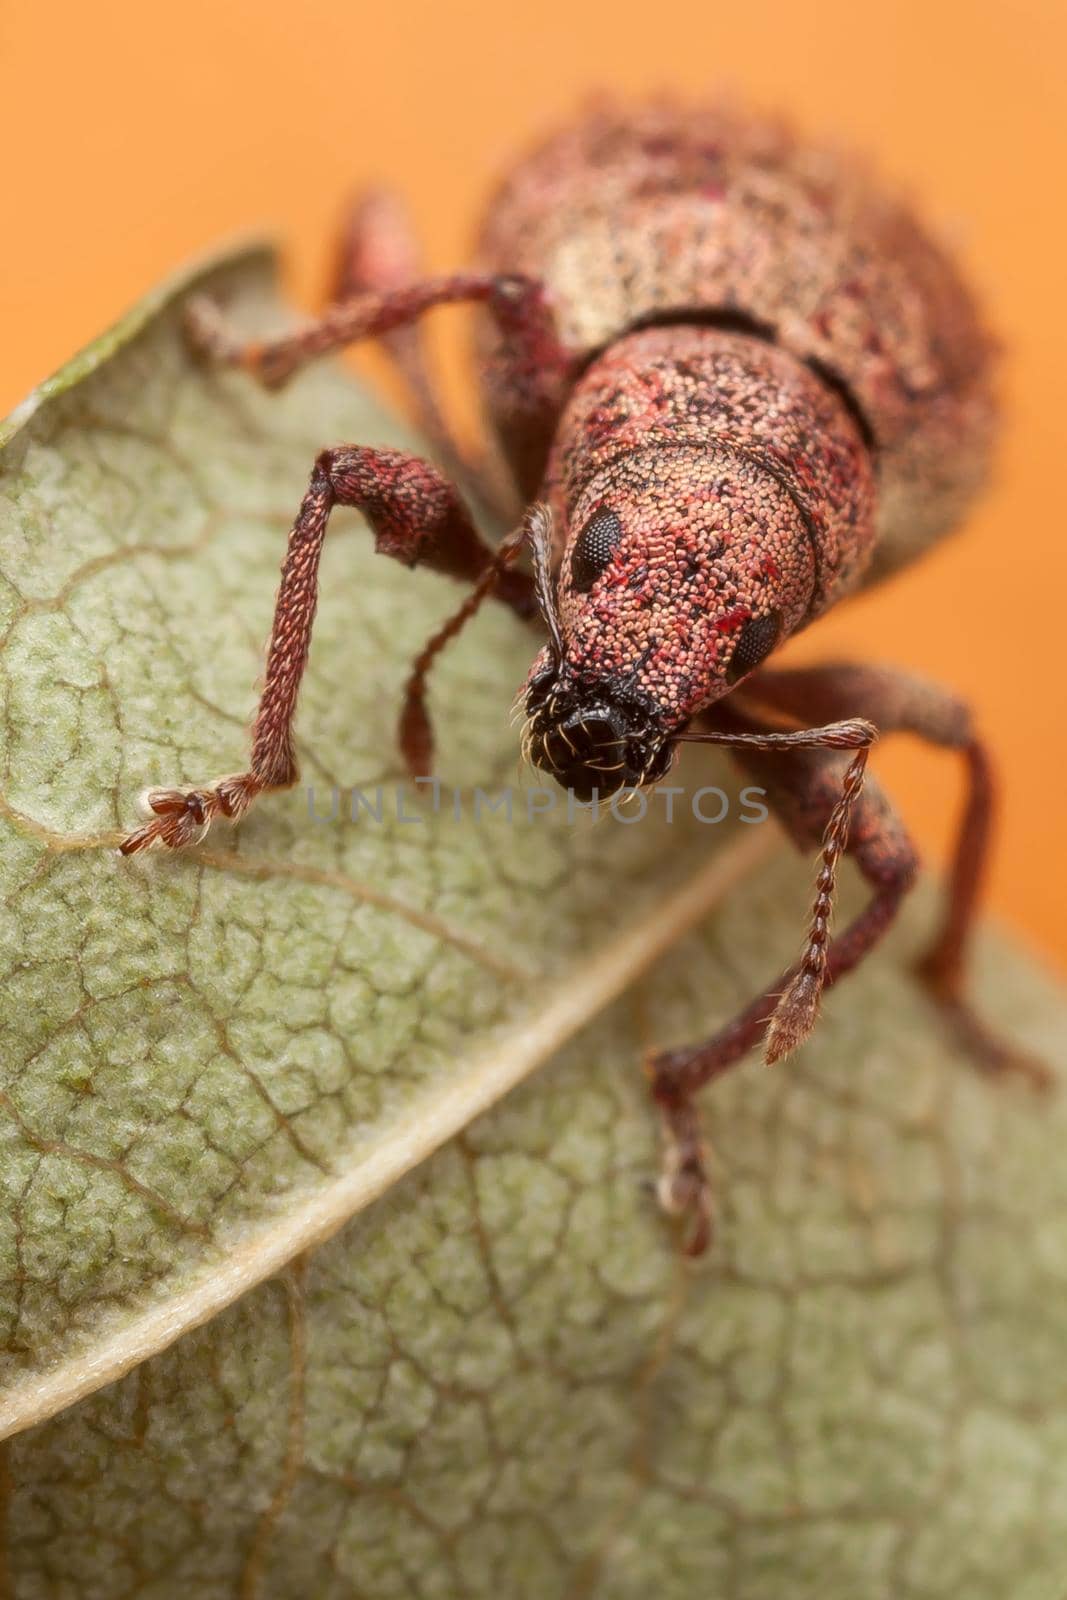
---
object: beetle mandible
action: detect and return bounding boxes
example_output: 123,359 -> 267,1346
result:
120,100 -> 1049,1254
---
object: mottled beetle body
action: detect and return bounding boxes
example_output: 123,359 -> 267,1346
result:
121,101 -> 1046,1254
468,105 -> 995,794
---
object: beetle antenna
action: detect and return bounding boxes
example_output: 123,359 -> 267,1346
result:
676,717 -> 876,755
397,507 -> 537,777
676,716 -> 878,1063
527,502 -> 565,666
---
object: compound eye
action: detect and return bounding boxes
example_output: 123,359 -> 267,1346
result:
726,609 -> 782,685
570,508 -> 623,593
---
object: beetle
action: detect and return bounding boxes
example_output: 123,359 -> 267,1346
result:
120,100 -> 1048,1253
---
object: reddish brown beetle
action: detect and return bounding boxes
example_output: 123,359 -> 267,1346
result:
120,100 -> 1048,1253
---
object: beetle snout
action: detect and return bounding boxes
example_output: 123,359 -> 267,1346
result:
528,706 -> 666,799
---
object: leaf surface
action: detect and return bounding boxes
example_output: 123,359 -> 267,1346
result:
2,250 -> 1066,1598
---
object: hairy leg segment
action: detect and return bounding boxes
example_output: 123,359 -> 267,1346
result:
186,264 -> 570,451
120,448 -> 535,855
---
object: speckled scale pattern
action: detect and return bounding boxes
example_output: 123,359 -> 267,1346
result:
474,99 -> 997,584
551,325 -> 876,611
530,325 -> 876,724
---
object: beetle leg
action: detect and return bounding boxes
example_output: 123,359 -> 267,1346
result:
742,663 -> 1052,1088
119,446 -> 534,855
185,267 -> 570,490
325,188 -> 519,525
648,720 -> 917,1256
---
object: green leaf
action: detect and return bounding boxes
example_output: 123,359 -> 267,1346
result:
2,247 -> 1066,1598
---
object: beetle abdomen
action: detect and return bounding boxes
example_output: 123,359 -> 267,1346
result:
476,100 -> 996,585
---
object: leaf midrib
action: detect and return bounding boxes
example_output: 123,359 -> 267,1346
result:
0,822 -> 777,1441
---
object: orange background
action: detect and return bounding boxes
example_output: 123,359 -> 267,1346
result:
2,0 -> 1064,969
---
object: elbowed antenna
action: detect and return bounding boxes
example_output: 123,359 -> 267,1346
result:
677,714 -> 878,1066
397,501 -> 556,776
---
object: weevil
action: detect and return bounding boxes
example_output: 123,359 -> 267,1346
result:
120,101 -> 1049,1253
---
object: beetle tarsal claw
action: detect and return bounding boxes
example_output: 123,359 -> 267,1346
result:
119,773 -> 260,856
183,296 -> 238,364
656,1160 -> 714,1258
653,1094 -> 715,1257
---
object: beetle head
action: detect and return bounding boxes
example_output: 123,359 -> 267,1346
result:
521,447 -> 817,797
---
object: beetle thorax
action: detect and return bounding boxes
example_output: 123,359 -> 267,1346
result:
524,324 -> 877,795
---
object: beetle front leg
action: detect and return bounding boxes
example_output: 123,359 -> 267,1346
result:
648,733 -> 917,1257
119,446 -> 534,855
